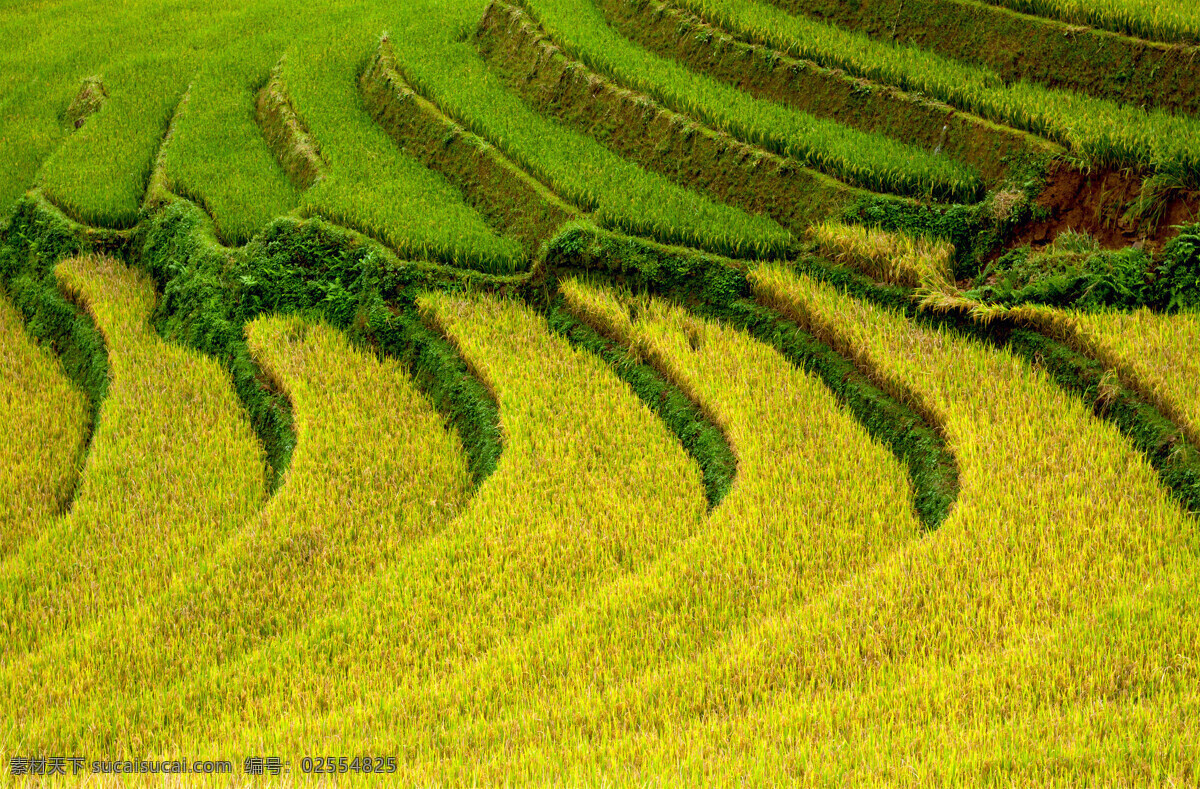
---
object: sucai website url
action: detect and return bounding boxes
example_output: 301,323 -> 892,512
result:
9,757 -> 233,776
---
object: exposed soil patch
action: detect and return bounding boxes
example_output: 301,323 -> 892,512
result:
600,0 -> 1057,187
477,1 -> 858,234
1009,161 -> 1200,254
773,0 -> 1200,116
361,37 -> 579,254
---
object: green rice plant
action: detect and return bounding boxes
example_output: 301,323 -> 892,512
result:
2,312 -> 473,750
264,275 -> 925,776
385,2 -> 794,258
670,0 -> 1200,184
980,0 -> 1200,45
279,43 -> 528,273
5,293 -> 707,754
0,292 -> 89,558
162,47 -> 300,246
0,255 -> 265,657
516,0 -> 984,202
2,0 -> 790,259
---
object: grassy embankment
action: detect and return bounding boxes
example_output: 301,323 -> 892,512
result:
513,0 -> 984,202
667,0 -> 1200,186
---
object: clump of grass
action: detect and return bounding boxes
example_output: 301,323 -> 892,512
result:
969,229 -> 1152,310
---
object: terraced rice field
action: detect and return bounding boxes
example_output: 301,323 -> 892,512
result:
1,0 -> 1199,783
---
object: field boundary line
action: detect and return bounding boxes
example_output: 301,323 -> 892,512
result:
621,0 -> 1060,185
361,35 -> 581,255
478,0 -> 866,231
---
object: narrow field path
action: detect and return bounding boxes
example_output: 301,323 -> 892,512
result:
0,292 -> 89,558
0,255 -> 265,659
3,313 -> 473,753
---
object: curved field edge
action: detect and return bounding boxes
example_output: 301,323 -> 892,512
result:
0,290 -> 89,555
542,296 -> 737,509
0,195 -> 113,504
782,240 -> 1200,514
540,225 -> 958,529
1,253 -> 266,657
2,190 -> 506,494
4,310 -> 474,753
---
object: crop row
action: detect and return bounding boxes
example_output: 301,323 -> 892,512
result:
6,305 -> 473,749
510,0 -> 985,201
6,0 -> 798,262
7,292 -> 709,751
980,0 -> 1200,46
0,256 -> 265,660
670,0 -> 1200,184
381,264 -> 1191,783
595,0 -> 1058,187
0,293 -> 88,558
764,0 -> 1200,115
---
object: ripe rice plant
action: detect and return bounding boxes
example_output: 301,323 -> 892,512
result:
0,293 -> 89,558
5,293 -> 707,754
980,0 -> 1200,45
282,275 -> 925,777
0,256 -> 265,657
3,312 -> 473,750
517,0 -> 985,201
809,220 -> 954,288
1074,308 -> 1200,441
376,265 -> 1196,783
671,0 -> 1200,184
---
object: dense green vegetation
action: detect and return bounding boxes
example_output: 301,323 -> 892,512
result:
2,0 -> 1200,782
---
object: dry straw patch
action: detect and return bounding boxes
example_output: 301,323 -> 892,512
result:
0,293 -> 89,557
810,220 -> 955,289
0,256 -> 264,660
